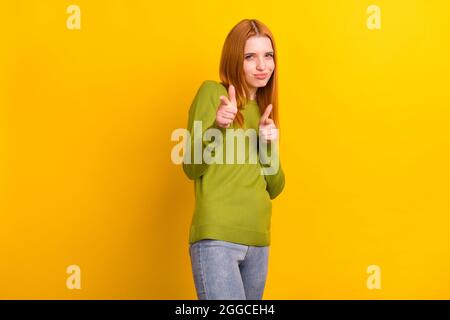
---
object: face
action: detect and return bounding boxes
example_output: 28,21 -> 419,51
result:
243,36 -> 275,99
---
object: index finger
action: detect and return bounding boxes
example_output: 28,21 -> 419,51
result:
260,104 -> 273,123
228,84 -> 237,106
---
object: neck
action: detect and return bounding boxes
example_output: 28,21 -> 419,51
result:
248,88 -> 257,100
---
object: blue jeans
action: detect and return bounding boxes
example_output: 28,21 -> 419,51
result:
189,239 -> 270,300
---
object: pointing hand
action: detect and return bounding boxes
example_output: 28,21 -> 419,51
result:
215,84 -> 238,128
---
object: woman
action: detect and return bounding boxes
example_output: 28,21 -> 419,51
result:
183,19 -> 285,300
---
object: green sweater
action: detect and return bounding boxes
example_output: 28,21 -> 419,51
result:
183,80 -> 285,246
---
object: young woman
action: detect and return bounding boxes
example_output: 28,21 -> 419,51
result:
183,19 -> 285,300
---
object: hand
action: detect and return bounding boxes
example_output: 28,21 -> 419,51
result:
215,84 -> 238,128
259,104 -> 278,142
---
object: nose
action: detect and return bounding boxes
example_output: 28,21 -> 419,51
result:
256,57 -> 266,70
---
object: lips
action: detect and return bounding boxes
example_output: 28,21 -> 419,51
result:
254,74 -> 268,79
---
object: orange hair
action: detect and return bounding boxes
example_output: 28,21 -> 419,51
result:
219,19 -> 279,129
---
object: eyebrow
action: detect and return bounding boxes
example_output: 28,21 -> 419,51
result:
244,51 -> 274,55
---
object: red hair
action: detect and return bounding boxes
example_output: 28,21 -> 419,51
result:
219,19 -> 279,129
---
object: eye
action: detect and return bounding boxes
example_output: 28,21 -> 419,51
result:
245,55 -> 253,60
266,53 -> 274,58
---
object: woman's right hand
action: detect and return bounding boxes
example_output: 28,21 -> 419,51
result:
215,84 -> 238,128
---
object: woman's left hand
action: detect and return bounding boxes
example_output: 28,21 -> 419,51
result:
259,104 -> 278,142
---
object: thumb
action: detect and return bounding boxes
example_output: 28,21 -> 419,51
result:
220,95 -> 230,104
260,104 -> 273,124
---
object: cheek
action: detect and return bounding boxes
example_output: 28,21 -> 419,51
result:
243,63 -> 254,77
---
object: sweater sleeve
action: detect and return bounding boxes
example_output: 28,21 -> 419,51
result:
260,140 -> 286,200
182,80 -> 222,180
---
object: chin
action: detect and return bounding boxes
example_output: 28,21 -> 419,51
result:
256,81 -> 269,88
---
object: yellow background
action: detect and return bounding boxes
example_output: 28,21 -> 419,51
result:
1,0 -> 449,299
